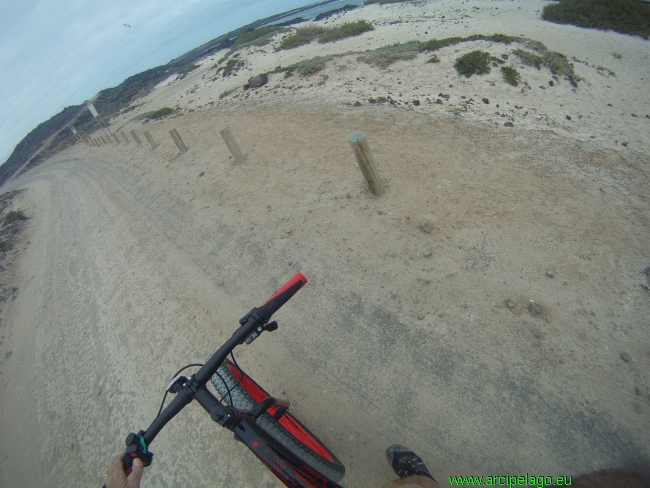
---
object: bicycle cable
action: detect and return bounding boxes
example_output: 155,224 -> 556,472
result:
156,363 -> 204,418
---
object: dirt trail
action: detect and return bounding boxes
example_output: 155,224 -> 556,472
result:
0,103 -> 648,487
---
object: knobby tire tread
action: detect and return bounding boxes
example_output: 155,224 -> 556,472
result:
210,364 -> 345,482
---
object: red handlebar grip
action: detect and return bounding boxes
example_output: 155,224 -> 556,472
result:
262,272 -> 307,306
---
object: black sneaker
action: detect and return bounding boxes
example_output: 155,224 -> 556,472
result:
385,444 -> 435,480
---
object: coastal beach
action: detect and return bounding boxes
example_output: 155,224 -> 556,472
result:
0,0 -> 649,486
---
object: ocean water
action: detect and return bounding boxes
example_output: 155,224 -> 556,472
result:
267,0 -> 366,25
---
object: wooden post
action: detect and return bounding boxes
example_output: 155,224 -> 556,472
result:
219,125 -> 245,163
113,133 -> 121,144
144,130 -> 159,150
101,136 -> 107,144
348,133 -> 384,195
120,131 -> 130,144
169,128 -> 188,154
130,130 -> 142,145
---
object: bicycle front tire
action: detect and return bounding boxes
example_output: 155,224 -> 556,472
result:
210,361 -> 345,482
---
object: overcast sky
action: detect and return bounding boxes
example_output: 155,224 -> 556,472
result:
0,0 -> 321,165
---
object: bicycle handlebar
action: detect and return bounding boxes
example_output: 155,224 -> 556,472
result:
110,272 -> 309,482
257,272 -> 307,322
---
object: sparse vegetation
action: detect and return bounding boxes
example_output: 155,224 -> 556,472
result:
513,49 -> 545,68
233,25 -> 286,49
514,45 -> 582,86
317,20 -> 375,43
365,0 -> 414,4
542,0 -> 650,39
177,63 -> 200,80
454,50 -> 492,77
428,55 -> 441,63
279,20 -> 374,50
215,55 -> 246,77
3,211 -> 28,226
134,107 -> 175,121
501,66 -> 521,86
219,87 -> 239,99
283,56 -> 335,77
357,41 -> 420,67
419,34 -> 518,52
279,25 -> 327,49
613,52 -> 623,58
597,66 -> 616,76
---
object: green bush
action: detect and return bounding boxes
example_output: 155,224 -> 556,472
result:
542,0 -> 650,39
279,25 -> 326,49
317,20 -> 375,43
428,55 -> 441,63
501,66 -> 521,86
454,50 -> 492,77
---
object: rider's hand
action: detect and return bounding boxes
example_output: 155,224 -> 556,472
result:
105,452 -> 144,488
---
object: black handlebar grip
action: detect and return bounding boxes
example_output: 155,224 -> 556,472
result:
257,272 -> 307,322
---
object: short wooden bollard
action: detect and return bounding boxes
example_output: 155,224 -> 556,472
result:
130,130 -> 142,145
120,131 -> 130,144
169,128 -> 188,154
348,133 -> 384,195
113,133 -> 121,144
219,125 -> 245,163
143,130 -> 159,150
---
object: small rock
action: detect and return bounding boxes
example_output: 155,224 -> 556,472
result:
548,80 -> 554,87
482,98 -> 489,104
377,210 -> 384,215
434,99 -> 443,104
635,387 -> 642,395
620,352 -> 632,362
412,100 -> 420,106
621,142 -> 628,147
417,314 -> 425,320
631,113 -> 637,117
419,221 -> 433,233
529,302 -> 543,316
285,229 -> 292,234
506,300 -> 516,309
424,250 -> 432,258
646,115 -> 650,119
546,269 -> 555,278
287,259 -> 293,265
566,115 -> 571,120
198,172 -> 205,177
501,54 -> 509,60
4,350 -> 11,358
504,121 -> 514,127
353,101 -> 361,107
69,443 -> 74,449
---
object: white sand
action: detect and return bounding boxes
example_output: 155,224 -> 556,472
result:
1,1 -> 649,487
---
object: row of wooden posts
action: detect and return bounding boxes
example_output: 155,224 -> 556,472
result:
86,126 -> 384,195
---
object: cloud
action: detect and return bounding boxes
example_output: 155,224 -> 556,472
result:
0,0 -> 312,165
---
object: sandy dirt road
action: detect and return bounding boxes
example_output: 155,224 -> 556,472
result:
0,103 -> 649,487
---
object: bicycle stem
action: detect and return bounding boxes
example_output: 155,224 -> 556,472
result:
142,313 -> 262,445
